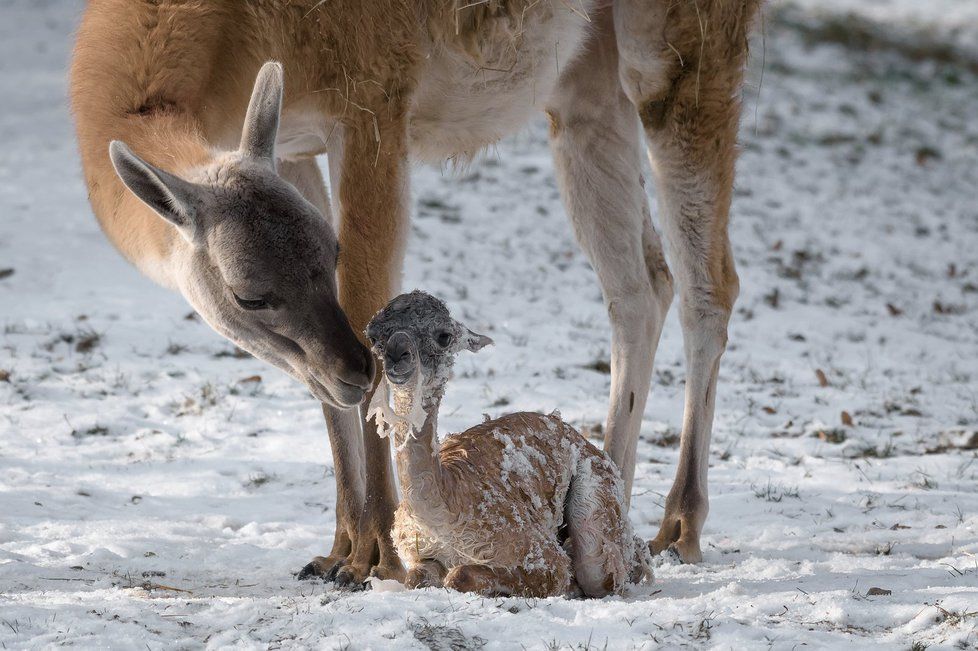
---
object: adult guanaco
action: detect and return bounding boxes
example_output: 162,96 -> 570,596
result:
71,0 -> 760,585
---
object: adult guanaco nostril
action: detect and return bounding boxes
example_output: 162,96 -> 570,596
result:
361,347 -> 376,381
346,343 -> 371,375
344,347 -> 374,388
330,341 -> 374,393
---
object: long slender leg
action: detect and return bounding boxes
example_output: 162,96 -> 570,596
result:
279,159 -> 368,581
299,406 -> 366,579
615,0 -> 759,562
329,116 -> 410,586
547,6 -> 673,502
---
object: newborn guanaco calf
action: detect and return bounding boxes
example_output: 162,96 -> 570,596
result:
366,291 -> 652,598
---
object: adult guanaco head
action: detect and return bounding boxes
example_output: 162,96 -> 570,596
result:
108,63 -> 373,408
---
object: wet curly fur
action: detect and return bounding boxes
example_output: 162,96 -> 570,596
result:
368,292 -> 652,598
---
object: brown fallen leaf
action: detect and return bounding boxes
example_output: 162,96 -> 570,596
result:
890,523 -> 910,530
762,406 -> 777,415
886,303 -> 903,316
815,369 -> 829,387
915,146 -> 941,166
841,411 -> 853,426
817,429 -> 847,444
238,375 -> 262,384
866,587 -> 892,596
934,300 -> 964,315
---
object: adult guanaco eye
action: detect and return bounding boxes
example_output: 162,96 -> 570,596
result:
232,292 -> 270,311
436,331 -> 454,348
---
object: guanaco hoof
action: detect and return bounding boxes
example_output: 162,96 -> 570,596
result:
296,557 -> 344,582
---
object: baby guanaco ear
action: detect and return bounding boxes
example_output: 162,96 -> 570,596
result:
463,329 -> 493,353
364,315 -> 384,349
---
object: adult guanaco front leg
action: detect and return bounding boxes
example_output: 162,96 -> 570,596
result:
282,159 -> 368,583
329,112 -> 412,587
615,0 -> 760,562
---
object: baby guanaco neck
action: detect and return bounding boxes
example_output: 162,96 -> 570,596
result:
389,378 -> 455,525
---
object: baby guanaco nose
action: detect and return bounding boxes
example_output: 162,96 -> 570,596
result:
384,331 -> 415,383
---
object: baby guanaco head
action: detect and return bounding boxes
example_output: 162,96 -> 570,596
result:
366,291 -> 493,399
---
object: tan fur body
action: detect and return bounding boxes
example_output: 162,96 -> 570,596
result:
390,410 -> 646,597
71,1 -> 591,270
71,0 -> 761,582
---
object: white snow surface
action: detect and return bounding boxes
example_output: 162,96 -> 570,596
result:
2,1 -> 977,649
778,0 -> 978,64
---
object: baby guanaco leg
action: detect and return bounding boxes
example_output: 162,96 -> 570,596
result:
405,559 -> 447,589
564,452 -> 634,597
444,543 -> 571,598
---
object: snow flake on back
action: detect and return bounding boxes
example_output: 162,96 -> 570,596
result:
494,421 -> 555,485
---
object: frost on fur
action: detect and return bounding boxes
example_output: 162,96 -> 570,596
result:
367,375 -> 426,451
367,291 -> 652,598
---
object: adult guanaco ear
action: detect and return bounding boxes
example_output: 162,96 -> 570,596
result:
109,140 -> 203,244
239,61 -> 283,165
463,329 -> 494,353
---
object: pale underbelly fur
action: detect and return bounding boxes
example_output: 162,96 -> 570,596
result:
410,2 -> 596,161
276,3 -> 596,163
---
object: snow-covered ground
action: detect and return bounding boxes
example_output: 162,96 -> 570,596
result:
2,1 -> 977,648
779,0 -> 978,66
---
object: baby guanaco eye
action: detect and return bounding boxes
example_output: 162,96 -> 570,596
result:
435,331 -> 454,348
232,292 -> 271,311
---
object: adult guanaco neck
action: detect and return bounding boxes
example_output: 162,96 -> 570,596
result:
74,106 -> 213,289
